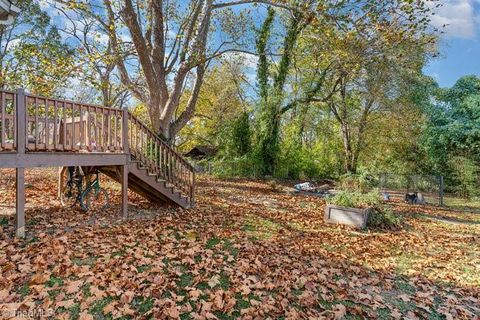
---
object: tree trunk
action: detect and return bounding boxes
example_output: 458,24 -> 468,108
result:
340,122 -> 357,173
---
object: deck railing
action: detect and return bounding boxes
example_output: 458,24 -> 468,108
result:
0,89 -> 195,205
0,90 -> 17,151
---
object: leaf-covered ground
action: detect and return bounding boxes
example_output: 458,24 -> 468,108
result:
0,169 -> 479,319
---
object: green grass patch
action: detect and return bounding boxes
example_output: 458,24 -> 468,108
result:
17,284 -> 30,298
47,289 -> 62,298
394,278 -> 416,295
132,296 -> 154,315
219,272 -> 231,290
205,237 -> 221,249
112,249 -> 126,258
0,216 -> 8,226
234,296 -> 251,309
29,236 -> 39,243
197,282 -> 210,290
68,303 -> 81,320
89,296 -> 117,319
137,264 -> 152,273
444,197 -> 480,210
213,311 -> 235,320
241,216 -> 281,239
394,252 -> 421,275
82,283 -> 92,297
180,313 -> 192,320
177,273 -> 193,288
72,256 -> 97,267
46,275 -> 64,287
223,240 -> 239,258
376,308 -> 391,320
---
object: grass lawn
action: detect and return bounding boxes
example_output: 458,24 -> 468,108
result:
0,169 -> 479,319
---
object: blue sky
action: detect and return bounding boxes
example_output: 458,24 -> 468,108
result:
37,0 -> 480,90
424,0 -> 480,88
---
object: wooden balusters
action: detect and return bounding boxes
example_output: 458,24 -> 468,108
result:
53,101 -> 58,150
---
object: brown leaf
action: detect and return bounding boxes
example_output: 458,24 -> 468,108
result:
333,304 -> 347,320
65,280 -> 84,294
29,273 -> 50,285
167,305 -> 180,318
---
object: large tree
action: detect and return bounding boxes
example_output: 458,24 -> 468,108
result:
424,76 -> 480,166
56,0 -> 295,142
253,0 -> 437,175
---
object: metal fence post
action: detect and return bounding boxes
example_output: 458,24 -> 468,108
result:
439,175 -> 444,207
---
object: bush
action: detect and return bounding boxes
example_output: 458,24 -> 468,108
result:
368,205 -> 404,230
268,179 -> 282,193
338,172 -> 378,193
328,189 -> 380,208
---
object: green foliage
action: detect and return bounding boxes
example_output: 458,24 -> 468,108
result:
339,172 -> 378,193
368,206 -> 404,230
254,7 -> 279,176
422,75 -> 480,195
254,8 -> 305,176
424,75 -> 480,161
256,7 -> 275,103
178,63 -> 247,153
328,189 -> 380,208
0,0 -> 74,96
225,111 -> 251,157
448,156 -> 479,199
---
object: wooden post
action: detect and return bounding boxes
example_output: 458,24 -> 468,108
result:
16,168 -> 25,238
16,89 -> 26,238
121,109 -> 129,218
121,164 -> 128,218
122,109 -> 129,154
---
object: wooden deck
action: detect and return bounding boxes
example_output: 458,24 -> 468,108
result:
0,89 -> 195,237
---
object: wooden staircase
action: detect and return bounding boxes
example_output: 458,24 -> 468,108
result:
100,112 -> 195,208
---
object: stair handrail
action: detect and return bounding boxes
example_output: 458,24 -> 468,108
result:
127,111 -> 195,205
127,111 -> 194,171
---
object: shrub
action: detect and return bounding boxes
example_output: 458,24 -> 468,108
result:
339,172 -> 378,193
368,205 -> 404,230
328,189 -> 380,208
268,179 -> 282,193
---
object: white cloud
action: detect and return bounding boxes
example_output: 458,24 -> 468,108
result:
37,0 -> 51,11
222,51 -> 258,69
6,38 -> 20,50
430,0 -> 478,39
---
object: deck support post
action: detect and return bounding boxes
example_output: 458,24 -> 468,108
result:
16,89 -> 26,238
121,164 -> 128,218
16,168 -> 25,238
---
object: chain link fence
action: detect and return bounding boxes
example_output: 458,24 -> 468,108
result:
380,173 -> 444,206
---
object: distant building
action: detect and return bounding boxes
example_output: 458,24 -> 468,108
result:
184,146 -> 217,160
0,0 -> 20,25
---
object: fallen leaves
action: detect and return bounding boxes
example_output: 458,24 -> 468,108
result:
0,171 -> 479,319
29,273 -> 50,285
